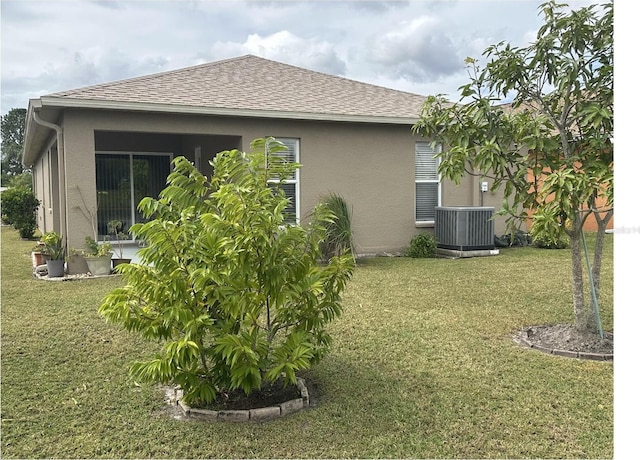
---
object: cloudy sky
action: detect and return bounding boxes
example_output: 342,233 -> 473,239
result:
0,0 -> 608,115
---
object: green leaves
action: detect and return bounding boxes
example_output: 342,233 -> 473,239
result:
98,137 -> 354,404
412,0 -> 612,241
412,1 -> 613,335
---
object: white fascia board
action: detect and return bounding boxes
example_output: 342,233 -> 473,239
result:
38,96 -> 418,125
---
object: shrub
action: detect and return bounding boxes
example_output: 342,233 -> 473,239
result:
406,232 -> 437,258
318,192 -> 355,261
0,187 -> 39,239
532,233 -> 570,249
530,211 -> 569,249
98,138 -> 354,405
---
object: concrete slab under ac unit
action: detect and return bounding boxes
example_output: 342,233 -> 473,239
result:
436,248 -> 500,259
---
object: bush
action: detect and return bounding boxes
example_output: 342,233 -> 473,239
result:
530,211 -> 569,249
318,192 -> 355,261
98,138 -> 354,405
406,232 -> 437,258
532,233 -> 569,249
0,187 -> 39,239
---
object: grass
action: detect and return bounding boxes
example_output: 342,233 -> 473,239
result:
1,225 -> 613,458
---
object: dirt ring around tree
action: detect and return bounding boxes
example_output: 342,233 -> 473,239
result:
512,323 -> 613,361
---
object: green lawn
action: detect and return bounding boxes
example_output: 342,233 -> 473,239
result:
0,225 -> 613,458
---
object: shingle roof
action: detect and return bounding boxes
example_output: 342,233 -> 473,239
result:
46,55 -> 426,121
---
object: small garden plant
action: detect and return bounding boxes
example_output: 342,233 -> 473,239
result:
41,231 -> 65,260
98,138 -> 354,405
107,219 -> 128,258
83,236 -> 112,258
406,232 -> 437,258
318,192 -> 355,262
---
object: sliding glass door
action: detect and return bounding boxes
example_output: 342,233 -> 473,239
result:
95,152 -> 171,239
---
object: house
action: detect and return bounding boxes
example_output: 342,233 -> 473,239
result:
22,55 -> 506,255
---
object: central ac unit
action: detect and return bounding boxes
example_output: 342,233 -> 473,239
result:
435,206 -> 495,251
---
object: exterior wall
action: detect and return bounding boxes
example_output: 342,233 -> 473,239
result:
61,111 -> 99,249
442,174 -> 509,236
57,108 -> 503,253
31,134 -> 59,235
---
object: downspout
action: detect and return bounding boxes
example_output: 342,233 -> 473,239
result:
32,110 -> 67,251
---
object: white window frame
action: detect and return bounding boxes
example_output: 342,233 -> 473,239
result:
415,141 -> 441,226
267,138 -> 300,224
95,151 -> 173,240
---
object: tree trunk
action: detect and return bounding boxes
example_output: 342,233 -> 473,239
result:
591,209 -> 613,310
568,230 -> 594,334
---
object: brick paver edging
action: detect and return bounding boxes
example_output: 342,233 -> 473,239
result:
513,333 -> 613,361
170,377 -> 310,422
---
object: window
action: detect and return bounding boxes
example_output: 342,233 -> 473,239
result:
415,141 -> 441,224
95,152 -> 171,239
268,138 -> 300,224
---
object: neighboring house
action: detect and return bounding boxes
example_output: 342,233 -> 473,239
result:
525,168 -> 613,233
22,55 -> 506,255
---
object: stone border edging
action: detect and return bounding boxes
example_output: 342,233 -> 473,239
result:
170,377 -> 309,422
33,271 -> 120,281
513,333 -> 613,361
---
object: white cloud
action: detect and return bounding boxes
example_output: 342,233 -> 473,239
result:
208,31 -> 347,76
367,15 -> 462,82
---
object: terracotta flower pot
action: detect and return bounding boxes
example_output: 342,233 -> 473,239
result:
32,251 -> 50,269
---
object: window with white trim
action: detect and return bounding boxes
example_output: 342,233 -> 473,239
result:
267,138 -> 300,224
415,141 -> 441,224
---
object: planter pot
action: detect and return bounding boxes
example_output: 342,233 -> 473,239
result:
32,251 -> 50,269
84,255 -> 112,276
112,258 -> 132,268
46,259 -> 65,278
67,254 -> 89,275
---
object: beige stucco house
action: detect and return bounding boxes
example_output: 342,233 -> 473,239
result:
22,55 -> 505,255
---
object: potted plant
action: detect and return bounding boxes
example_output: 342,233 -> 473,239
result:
31,240 -> 50,271
82,236 -> 113,276
66,247 -> 89,275
107,220 -> 132,267
42,231 -> 65,278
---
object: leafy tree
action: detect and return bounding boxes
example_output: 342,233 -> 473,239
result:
98,138 -> 354,404
1,108 -> 28,186
412,1 -> 612,335
0,186 -> 39,238
6,172 -> 33,189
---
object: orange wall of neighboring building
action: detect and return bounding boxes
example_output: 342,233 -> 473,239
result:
525,169 -> 613,232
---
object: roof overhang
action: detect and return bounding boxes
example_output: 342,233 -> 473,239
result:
23,96 -> 419,167
39,95 -> 419,124
22,99 -> 64,167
